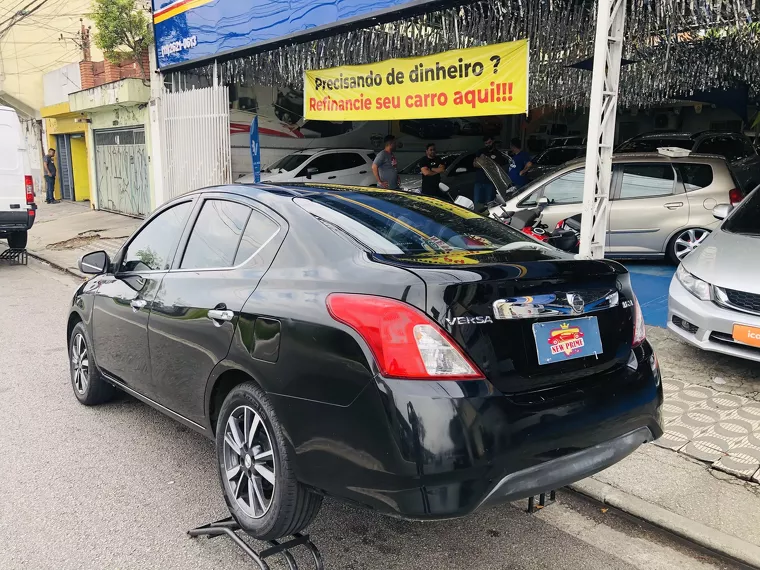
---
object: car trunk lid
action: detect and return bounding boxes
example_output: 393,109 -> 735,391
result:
374,250 -> 635,393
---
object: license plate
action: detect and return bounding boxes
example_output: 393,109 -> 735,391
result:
533,316 -> 604,365
733,324 -> 760,348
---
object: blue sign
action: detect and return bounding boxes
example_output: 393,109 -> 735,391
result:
250,116 -> 261,184
153,0 -> 439,69
532,317 -> 604,365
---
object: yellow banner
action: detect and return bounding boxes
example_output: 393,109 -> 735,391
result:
304,40 -> 529,121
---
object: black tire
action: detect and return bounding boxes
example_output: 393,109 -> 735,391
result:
68,322 -> 117,406
216,382 -> 322,540
7,230 -> 27,249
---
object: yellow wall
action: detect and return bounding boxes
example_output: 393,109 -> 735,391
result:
70,137 -> 90,201
0,1 -> 102,112
44,115 -> 92,202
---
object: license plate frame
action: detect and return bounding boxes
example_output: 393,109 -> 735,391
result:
732,324 -> 760,348
532,316 -> 604,365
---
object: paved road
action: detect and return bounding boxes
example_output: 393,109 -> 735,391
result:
0,259 -> 745,570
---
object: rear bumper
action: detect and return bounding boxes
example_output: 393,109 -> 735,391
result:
0,207 -> 35,234
281,341 -> 664,519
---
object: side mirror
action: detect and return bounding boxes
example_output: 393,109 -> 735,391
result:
439,182 -> 451,193
455,167 -> 467,174
306,167 -> 318,179
79,250 -> 110,275
454,196 -> 475,210
537,196 -> 550,206
712,204 -> 733,220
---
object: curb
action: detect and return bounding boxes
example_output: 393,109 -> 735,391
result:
25,249 -> 85,280
569,479 -> 760,568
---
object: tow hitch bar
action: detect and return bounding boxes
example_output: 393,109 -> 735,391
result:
188,517 -> 324,570
526,490 -> 556,513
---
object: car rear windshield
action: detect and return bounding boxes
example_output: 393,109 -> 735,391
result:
723,189 -> 760,236
295,190 -> 542,255
618,139 -> 695,153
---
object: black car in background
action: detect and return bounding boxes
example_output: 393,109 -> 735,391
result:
67,184 -> 664,541
526,145 -> 587,181
616,131 -> 760,192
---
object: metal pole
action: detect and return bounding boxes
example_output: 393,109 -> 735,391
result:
579,0 -> 627,259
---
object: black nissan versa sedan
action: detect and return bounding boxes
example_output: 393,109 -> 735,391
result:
67,183 -> 664,540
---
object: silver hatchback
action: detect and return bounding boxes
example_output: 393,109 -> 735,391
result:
494,152 -> 745,263
668,186 -> 760,362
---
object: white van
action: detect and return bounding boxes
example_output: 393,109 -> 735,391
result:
0,106 -> 36,249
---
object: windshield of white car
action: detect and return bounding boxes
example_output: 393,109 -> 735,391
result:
534,148 -> 585,166
723,189 -> 760,235
266,154 -> 310,173
400,154 -> 460,175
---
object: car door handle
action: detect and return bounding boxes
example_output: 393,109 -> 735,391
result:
664,202 -> 684,210
328,176 -> 337,180
208,309 -> 234,324
359,170 -> 368,174
130,299 -> 147,312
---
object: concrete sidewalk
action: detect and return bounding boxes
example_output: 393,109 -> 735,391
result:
26,201 -> 141,277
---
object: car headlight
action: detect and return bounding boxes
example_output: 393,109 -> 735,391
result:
676,264 -> 712,301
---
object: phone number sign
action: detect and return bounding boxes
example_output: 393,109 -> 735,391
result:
152,0 -> 442,69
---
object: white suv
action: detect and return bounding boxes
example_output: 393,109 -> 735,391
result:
0,106 -> 35,249
237,148 -> 377,186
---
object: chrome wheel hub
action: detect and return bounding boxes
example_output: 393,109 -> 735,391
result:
223,405 -> 276,519
674,228 -> 710,260
71,333 -> 89,395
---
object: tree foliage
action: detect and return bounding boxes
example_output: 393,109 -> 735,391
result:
91,0 -> 153,74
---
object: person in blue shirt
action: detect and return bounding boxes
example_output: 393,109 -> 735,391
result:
508,137 -> 534,188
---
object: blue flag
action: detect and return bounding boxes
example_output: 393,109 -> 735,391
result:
250,116 -> 261,183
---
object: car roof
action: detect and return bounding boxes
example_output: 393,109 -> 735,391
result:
559,152 -> 729,167
289,148 -> 375,156
629,131 -> 746,141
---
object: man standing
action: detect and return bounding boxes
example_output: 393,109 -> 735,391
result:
418,143 -> 446,199
43,148 -> 59,204
508,137 -> 534,188
473,136 -> 509,205
372,135 -> 399,189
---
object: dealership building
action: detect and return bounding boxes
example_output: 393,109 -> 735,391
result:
148,0 -> 760,217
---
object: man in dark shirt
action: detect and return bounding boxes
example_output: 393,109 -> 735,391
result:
418,143 -> 446,199
43,148 -> 59,204
508,137 -> 534,188
473,136 -> 510,205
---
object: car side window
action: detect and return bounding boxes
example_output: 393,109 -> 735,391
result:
334,153 -> 367,170
120,201 -> 192,273
677,164 -> 713,191
448,154 -> 476,177
522,168 -> 585,206
181,200 -> 251,269
233,210 -> 280,265
619,164 -> 675,199
297,154 -> 341,176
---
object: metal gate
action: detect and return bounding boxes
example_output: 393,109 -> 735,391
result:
160,85 -> 231,201
56,134 -> 75,200
94,128 -> 150,217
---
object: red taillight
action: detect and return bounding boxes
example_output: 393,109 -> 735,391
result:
729,188 -> 743,206
555,220 -> 564,229
632,294 -> 646,347
25,175 -> 34,204
326,293 -> 484,380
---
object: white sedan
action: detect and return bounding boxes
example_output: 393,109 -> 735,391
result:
237,148 -> 377,186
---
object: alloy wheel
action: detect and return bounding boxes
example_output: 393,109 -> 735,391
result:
223,405 -> 276,519
674,228 -> 710,260
71,333 -> 89,394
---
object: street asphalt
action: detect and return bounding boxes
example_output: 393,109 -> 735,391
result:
0,258 -> 748,570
